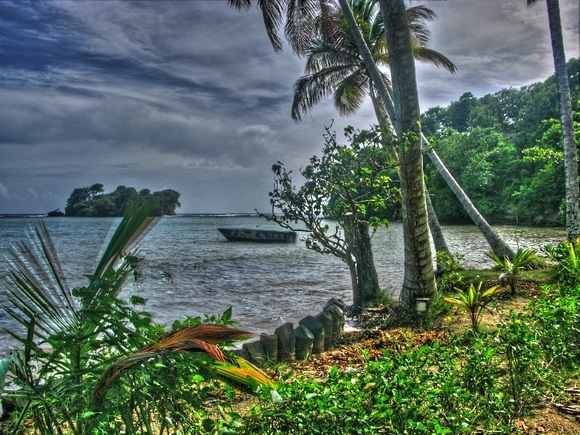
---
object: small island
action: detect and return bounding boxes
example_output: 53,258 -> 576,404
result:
50,183 -> 181,217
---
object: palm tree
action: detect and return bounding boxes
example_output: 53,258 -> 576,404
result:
527,0 -> 579,241
291,1 -> 456,121
291,0 -> 515,260
371,0 -> 435,309
291,0 -> 456,264
228,0 -> 437,310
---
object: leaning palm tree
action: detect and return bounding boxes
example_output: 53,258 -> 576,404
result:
291,0 -> 515,260
527,0 -> 579,241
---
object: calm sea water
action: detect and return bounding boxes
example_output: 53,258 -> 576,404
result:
0,214 -> 566,356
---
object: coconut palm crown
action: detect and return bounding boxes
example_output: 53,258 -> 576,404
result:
291,0 -> 457,121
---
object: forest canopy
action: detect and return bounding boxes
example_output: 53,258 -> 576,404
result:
60,184 -> 181,217
421,58 -> 579,226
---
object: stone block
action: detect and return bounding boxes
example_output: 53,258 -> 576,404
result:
294,325 -> 314,360
260,333 -> 278,363
316,311 -> 333,350
242,340 -> 267,367
275,322 -> 295,362
299,315 -> 325,354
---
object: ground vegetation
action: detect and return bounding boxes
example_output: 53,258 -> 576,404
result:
1,219 -> 578,433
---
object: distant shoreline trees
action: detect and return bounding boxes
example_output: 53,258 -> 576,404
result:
60,184 -> 180,217
422,58 -> 578,227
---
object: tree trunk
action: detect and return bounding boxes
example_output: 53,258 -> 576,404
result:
370,87 -> 453,263
344,217 -> 381,312
343,227 -> 360,310
378,0 -> 436,310
544,0 -> 580,241
425,188 -> 452,272
353,221 -> 381,310
422,136 -> 516,259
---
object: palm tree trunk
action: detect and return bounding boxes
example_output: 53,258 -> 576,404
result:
425,188 -> 452,270
370,88 -> 453,262
340,0 -> 436,309
421,135 -> 516,259
543,0 -> 580,241
378,0 -> 436,309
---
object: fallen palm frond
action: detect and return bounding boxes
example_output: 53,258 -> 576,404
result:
92,324 -> 272,407
141,324 -> 254,350
212,355 -> 276,389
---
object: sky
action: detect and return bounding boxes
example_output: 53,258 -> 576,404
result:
0,0 -> 578,215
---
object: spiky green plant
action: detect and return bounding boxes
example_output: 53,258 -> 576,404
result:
444,282 -> 499,332
487,247 -> 538,295
543,238 -> 580,287
0,200 -> 273,434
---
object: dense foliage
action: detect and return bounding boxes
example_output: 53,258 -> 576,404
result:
230,244 -> 579,434
64,184 -> 181,217
422,58 -> 579,226
0,203 -> 272,434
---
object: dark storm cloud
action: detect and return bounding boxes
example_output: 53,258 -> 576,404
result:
0,0 -> 578,213
416,0 -> 579,107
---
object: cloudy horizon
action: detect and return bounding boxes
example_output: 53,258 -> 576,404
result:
1,0 -> 578,214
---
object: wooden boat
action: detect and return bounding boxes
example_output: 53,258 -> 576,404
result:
217,227 -> 297,243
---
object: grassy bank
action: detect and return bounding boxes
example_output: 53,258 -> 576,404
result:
1,213 -> 578,434
216,272 -> 579,434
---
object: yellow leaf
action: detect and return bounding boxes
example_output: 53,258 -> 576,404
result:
212,356 -> 275,389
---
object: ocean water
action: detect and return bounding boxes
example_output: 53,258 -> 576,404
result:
0,214 -> 566,356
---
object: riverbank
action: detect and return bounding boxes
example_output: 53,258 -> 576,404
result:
224,273 -> 579,434
1,272 -> 578,434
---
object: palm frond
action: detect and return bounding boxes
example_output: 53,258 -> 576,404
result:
227,0 -> 252,9
142,324 -> 254,350
285,0 -> 321,55
258,0 -> 286,52
412,47 -> 457,74
333,72 -> 369,115
406,5 -> 436,48
212,355 -> 276,389
92,324 -> 259,406
93,201 -> 160,279
2,226 -> 80,342
292,64 -> 359,120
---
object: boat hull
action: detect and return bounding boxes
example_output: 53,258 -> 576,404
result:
217,227 -> 296,243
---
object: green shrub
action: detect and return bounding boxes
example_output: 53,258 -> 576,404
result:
444,282 -> 499,332
487,247 -> 538,295
544,239 -> 580,288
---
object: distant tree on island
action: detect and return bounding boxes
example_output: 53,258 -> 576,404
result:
63,184 -> 180,217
